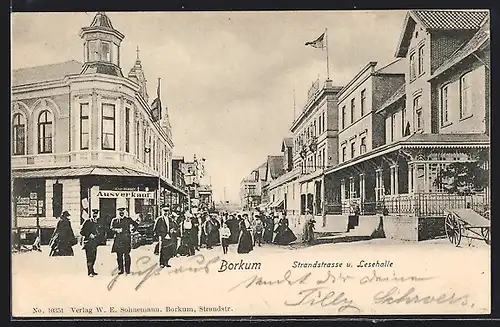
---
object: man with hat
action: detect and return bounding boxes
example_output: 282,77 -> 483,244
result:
80,209 -> 102,277
110,207 -> 139,275
153,206 -> 179,268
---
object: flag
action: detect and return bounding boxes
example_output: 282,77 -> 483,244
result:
151,78 -> 161,122
305,32 -> 325,49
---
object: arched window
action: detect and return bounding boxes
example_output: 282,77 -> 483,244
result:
38,110 -> 53,154
12,113 -> 26,155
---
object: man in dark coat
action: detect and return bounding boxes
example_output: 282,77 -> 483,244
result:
110,207 -> 139,275
153,207 -> 179,268
49,210 -> 76,256
80,209 -> 102,277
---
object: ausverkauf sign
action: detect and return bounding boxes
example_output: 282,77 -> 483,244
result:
96,191 -> 156,199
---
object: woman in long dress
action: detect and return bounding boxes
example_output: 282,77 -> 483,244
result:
263,214 -> 274,243
237,218 -> 253,254
49,211 -> 77,256
302,211 -> 316,244
273,215 -> 297,245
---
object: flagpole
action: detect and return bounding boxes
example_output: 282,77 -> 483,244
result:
325,28 -> 330,80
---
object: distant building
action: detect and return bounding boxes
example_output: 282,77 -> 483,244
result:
239,162 -> 267,211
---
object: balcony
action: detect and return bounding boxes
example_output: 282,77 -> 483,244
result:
308,137 -> 318,153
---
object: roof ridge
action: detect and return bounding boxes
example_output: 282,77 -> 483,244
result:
375,58 -> 402,73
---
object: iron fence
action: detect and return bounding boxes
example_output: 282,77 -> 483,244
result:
324,192 -> 489,218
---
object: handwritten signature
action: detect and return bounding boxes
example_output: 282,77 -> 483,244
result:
373,287 -> 472,307
285,286 -> 361,313
107,254 -> 220,291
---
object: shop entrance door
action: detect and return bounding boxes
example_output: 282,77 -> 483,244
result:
99,198 -> 116,239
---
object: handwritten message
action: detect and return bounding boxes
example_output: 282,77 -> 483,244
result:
107,254 -> 221,291
227,266 -> 476,314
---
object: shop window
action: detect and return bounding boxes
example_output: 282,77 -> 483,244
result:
38,110 -> 53,154
12,113 -> 26,155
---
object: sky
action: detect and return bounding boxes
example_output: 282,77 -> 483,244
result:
11,10 -> 407,203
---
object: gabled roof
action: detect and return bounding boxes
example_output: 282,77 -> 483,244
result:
266,155 -> 285,180
430,18 -> 490,80
376,84 -> 406,113
395,10 -> 489,57
12,60 -> 83,87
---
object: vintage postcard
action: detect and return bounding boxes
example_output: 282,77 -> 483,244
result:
11,10 -> 491,318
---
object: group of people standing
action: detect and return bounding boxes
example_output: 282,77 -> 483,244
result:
38,205 -> 317,278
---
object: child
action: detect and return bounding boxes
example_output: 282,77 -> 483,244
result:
253,217 -> 264,247
220,222 -> 231,254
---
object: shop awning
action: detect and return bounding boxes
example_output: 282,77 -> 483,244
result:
11,166 -> 153,179
258,202 -> 271,209
270,199 -> 284,209
12,166 -> 187,196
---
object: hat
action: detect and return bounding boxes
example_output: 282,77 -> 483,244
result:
61,210 -> 70,217
91,209 -> 99,213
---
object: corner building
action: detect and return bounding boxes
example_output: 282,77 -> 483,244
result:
11,13 -> 186,240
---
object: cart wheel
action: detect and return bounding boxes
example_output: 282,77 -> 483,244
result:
481,228 -> 490,245
445,214 -> 462,247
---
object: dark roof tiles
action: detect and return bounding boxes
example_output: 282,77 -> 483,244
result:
413,10 -> 488,30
